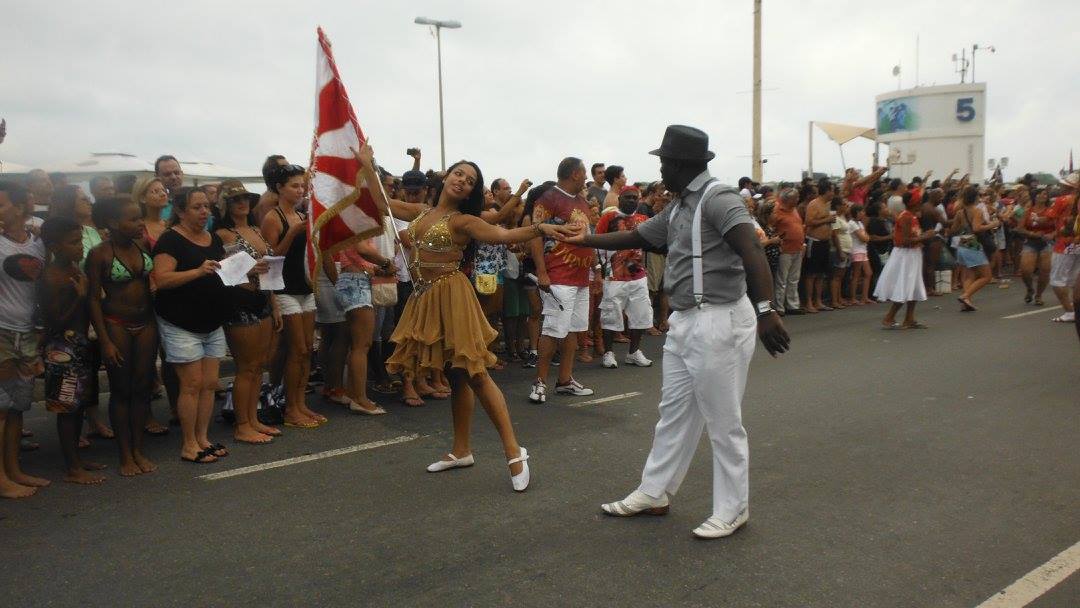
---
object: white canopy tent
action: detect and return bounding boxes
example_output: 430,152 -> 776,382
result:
49,152 -> 156,175
808,121 -> 877,174
179,160 -> 261,185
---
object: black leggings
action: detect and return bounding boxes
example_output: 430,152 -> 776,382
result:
104,320 -> 158,460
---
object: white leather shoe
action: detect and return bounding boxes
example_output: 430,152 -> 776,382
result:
601,352 -> 618,368
509,447 -> 530,492
601,490 -> 669,516
426,453 -> 474,473
624,350 -> 653,367
692,508 -> 749,539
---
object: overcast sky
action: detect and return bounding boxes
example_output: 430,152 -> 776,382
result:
2,0 -> 1078,187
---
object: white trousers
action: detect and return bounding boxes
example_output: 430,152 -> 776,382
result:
773,252 -> 802,312
637,297 -> 756,519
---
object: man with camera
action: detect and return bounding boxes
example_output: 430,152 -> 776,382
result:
594,185 -> 653,369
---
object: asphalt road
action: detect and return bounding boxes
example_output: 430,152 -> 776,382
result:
3,286 -> 1077,607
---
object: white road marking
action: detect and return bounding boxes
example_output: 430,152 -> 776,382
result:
198,434 -> 421,481
1001,306 -> 1062,319
567,392 -> 643,408
974,540 -> 1080,608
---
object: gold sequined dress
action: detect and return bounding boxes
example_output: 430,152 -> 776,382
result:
387,209 -> 497,378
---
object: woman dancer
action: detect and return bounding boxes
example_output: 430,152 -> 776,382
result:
951,186 -> 996,311
1016,189 -> 1054,305
356,144 -> 572,492
215,181 -> 282,443
874,192 -> 937,329
87,197 -> 160,475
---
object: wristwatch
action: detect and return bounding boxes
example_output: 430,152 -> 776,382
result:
755,300 -> 775,316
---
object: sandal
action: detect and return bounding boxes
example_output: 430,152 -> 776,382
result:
881,322 -> 903,330
400,396 -> 425,407
1024,290 -> 1033,304
284,419 -> 320,429
957,297 -> 977,312
1034,298 -> 1044,306
210,443 -> 229,457
180,448 -> 218,464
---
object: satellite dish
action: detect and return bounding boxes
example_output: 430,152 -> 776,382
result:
892,65 -> 901,76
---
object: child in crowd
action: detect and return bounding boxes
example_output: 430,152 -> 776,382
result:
0,181 -> 50,498
39,217 -> 107,484
829,198 -> 853,308
848,204 -> 873,305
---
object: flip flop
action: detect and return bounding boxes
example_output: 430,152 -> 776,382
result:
180,448 -> 217,464
881,322 -> 903,330
235,435 -> 273,445
145,424 -> 170,436
284,419 -> 320,429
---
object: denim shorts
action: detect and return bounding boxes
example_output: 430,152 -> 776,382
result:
156,316 -> 226,364
334,272 -> 372,312
956,246 -> 989,269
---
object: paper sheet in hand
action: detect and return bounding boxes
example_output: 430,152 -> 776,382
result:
262,256 -> 286,291
215,251 -> 257,286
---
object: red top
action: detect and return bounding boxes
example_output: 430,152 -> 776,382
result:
849,185 -> 868,205
1022,207 -> 1055,237
596,211 -> 647,281
533,187 -> 594,286
771,206 -> 805,254
893,210 -> 921,248
1047,195 -> 1078,254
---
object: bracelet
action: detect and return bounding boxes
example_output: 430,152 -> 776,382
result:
533,223 -> 544,237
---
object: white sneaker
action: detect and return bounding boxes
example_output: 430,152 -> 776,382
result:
601,490 -> 670,517
426,452 -> 474,473
601,352 -> 618,369
555,378 -> 594,397
528,380 -> 547,404
692,508 -> 749,539
624,350 -> 653,367
509,447 -> 530,492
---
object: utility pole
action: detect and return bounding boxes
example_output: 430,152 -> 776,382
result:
752,0 -> 762,182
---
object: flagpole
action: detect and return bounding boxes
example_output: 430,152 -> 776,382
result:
367,152 -> 413,282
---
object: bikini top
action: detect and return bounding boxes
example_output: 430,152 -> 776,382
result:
227,228 -> 268,259
109,243 -> 153,283
408,209 -> 462,254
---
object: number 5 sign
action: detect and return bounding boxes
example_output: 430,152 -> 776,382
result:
956,98 -> 976,122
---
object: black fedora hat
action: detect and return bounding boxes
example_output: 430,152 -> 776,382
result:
649,125 -> 715,162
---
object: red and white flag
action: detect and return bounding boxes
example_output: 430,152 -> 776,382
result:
307,27 -> 384,277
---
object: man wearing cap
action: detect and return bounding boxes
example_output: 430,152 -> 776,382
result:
560,125 -> 790,539
594,185 -> 653,369
1047,172 -> 1079,323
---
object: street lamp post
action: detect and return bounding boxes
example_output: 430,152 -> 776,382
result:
971,43 -> 995,83
414,16 -> 461,172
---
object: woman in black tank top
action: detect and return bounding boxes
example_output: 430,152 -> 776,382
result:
260,165 -> 325,428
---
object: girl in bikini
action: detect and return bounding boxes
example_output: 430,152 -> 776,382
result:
87,197 -> 159,477
355,144 -> 574,492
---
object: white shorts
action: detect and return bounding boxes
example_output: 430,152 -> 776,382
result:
1049,253 -> 1080,288
540,284 -> 590,339
600,277 -> 652,331
274,293 -> 317,316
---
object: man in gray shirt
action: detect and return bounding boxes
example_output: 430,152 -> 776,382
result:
560,125 -> 790,539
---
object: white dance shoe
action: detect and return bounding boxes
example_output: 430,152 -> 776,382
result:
601,490 -> 670,516
426,453 -> 474,473
692,508 -> 749,539
509,447 -> 530,492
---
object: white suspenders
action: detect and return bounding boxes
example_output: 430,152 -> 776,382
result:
690,181 -> 724,307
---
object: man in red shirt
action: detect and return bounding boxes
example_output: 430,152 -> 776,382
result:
595,186 -> 653,369
528,157 -> 597,403
768,188 -> 806,314
1046,173 -> 1079,323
